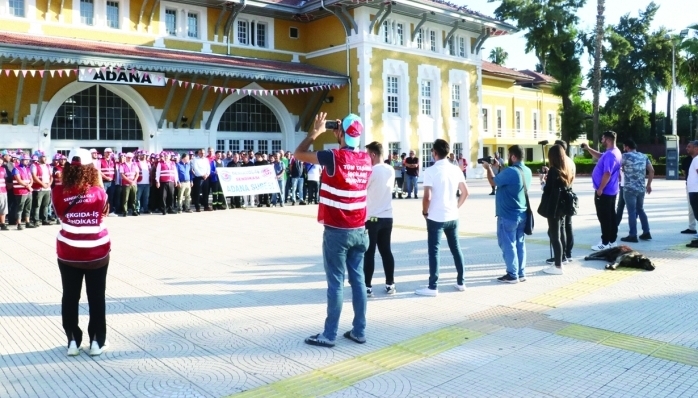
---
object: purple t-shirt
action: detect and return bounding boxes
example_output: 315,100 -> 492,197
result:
592,147 -> 622,195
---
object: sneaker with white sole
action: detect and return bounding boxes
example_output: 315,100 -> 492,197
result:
453,284 -> 465,291
385,285 -> 396,295
89,340 -> 108,356
590,242 -> 607,251
67,340 -> 80,356
543,266 -> 564,275
414,287 -> 438,296
607,241 -> 617,248
366,287 -> 374,298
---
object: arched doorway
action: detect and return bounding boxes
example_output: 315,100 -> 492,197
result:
216,95 -> 283,154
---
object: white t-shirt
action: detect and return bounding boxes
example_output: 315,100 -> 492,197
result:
307,164 -> 321,182
423,159 -> 466,222
366,163 -> 394,219
688,156 -> 698,193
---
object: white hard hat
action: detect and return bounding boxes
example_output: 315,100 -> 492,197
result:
68,148 -> 95,166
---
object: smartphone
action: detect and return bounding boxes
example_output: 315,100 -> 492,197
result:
325,121 -> 339,130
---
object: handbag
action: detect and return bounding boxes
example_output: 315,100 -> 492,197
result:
515,167 -> 534,235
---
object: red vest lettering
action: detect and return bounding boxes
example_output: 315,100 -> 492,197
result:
52,186 -> 110,262
317,149 -> 372,229
100,159 -> 115,181
159,161 -> 176,182
31,163 -> 52,190
119,163 -> 136,186
13,166 -> 32,195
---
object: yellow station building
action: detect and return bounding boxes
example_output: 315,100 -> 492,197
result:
0,0 -> 569,175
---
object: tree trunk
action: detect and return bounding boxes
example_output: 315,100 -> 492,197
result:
592,0 -> 605,150
666,89 -> 672,136
650,91 -> 657,139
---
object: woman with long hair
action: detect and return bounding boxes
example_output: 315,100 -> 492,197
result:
538,144 -> 574,275
52,148 -> 111,356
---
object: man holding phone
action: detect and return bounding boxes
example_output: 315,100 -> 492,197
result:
295,112 -> 372,348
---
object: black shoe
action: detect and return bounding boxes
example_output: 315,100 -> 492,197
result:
489,192 -> 496,196
497,274 -> 518,284
17,224 -> 24,230
26,223 -> 38,229
414,196 -> 418,199
162,212 -> 167,215
639,233 -> 652,241
119,214 -> 127,217
546,257 -> 568,264
41,221 -> 52,226
406,195 -> 412,199
0,224 -> 8,231
620,236 -> 638,243
133,212 -> 140,216
184,209 -> 193,213
686,241 -> 698,248
681,229 -> 697,234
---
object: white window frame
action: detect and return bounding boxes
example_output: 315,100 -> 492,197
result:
482,107 -> 490,133
421,142 -> 433,169
532,110 -> 540,138
234,14 -> 275,49
6,0 -> 27,18
186,11 -> 199,39
80,0 -> 95,26
380,19 -> 406,46
160,2 -> 207,40
515,109 -> 523,133
547,112 -> 556,134
386,75 -> 400,115
420,80 -> 432,116
105,0 -> 119,29
451,84 -> 461,119
415,28 -> 424,49
429,29 -> 437,52
495,108 -> 505,138
165,8 -> 177,36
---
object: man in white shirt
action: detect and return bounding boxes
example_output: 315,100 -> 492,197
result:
364,142 -> 396,297
686,141 -> 698,248
416,139 -> 469,296
190,149 -> 211,212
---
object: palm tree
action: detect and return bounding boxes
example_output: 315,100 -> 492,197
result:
488,47 -> 509,65
592,0 -> 605,149
678,26 -> 698,138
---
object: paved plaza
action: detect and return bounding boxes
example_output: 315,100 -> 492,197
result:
1,177 -> 698,398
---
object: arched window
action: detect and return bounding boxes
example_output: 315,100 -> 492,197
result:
51,85 -> 143,140
218,96 -> 281,132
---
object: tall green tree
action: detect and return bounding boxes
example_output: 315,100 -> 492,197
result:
678,25 -> 698,139
488,47 -> 509,65
491,0 -> 587,144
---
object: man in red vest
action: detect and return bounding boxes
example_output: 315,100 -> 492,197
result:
156,152 -> 179,215
0,156 -> 9,230
119,153 -> 139,216
12,154 -> 34,230
100,148 -> 116,216
30,150 -> 53,226
294,112 -> 372,348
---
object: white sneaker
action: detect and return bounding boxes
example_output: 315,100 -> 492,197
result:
590,242 -> 607,251
67,340 -> 80,356
415,287 -> 438,296
607,241 -> 617,248
107,213 -> 117,217
543,266 -> 564,275
89,340 -> 108,356
453,284 -> 466,291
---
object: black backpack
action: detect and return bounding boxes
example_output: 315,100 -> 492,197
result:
559,186 -> 578,217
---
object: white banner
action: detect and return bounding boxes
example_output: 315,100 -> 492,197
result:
218,166 -> 280,197
77,67 -> 166,87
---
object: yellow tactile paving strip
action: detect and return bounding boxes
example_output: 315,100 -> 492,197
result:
233,327 -> 484,398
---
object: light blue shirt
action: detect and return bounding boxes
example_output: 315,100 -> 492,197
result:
493,162 -> 532,221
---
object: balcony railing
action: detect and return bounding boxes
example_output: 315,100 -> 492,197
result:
482,128 -> 561,141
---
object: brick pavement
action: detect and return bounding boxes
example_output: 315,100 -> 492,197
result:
1,177 -> 697,397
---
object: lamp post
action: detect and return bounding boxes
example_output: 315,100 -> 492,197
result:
665,34 -> 677,136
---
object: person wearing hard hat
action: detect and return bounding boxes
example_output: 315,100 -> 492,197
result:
0,156 -> 9,230
53,148 -> 111,357
118,152 -> 139,216
11,154 -> 34,230
30,150 -> 53,226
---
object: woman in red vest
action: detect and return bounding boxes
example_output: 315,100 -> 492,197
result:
52,148 -> 111,357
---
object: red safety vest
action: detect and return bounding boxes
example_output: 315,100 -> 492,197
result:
158,161 -> 176,182
100,159 -> 115,181
0,167 -> 7,194
119,162 -> 136,186
317,149 -> 372,229
13,166 -> 32,195
31,163 -> 51,191
52,186 -> 110,263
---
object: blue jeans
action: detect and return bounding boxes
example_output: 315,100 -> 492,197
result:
104,181 -> 115,214
321,226 -> 368,341
497,216 -> 527,279
291,177 -> 304,202
624,189 -> 650,237
272,179 -> 285,205
405,175 -> 418,197
136,184 -> 150,213
426,219 -> 465,289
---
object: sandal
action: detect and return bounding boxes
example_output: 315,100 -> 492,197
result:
304,334 -> 335,347
343,330 -> 366,344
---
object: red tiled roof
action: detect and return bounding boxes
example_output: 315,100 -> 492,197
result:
518,69 -> 558,84
0,32 -> 346,85
481,61 -> 534,81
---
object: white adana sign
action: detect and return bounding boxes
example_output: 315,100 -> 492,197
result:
218,166 -> 281,197
77,67 -> 166,87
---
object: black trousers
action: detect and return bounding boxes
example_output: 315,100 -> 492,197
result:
595,193 -> 618,245
394,177 -> 404,197
364,218 -> 395,287
58,260 -> 109,347
689,193 -> 698,223
192,177 -> 210,209
547,216 -> 567,266
562,215 -> 574,257
7,190 -> 17,224
160,181 -> 175,212
307,181 -> 319,203
31,190 -> 51,223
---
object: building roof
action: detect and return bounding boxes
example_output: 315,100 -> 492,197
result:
0,32 -> 347,86
481,61 -> 535,81
518,69 -> 558,84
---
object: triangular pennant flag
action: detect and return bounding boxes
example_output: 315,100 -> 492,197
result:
13,70 -> 20,77
202,85 -> 208,90
87,68 -> 93,74
183,81 -> 189,88
57,70 -> 63,77
4,69 -> 10,77
116,67 -> 122,73
49,70 -> 55,78
130,69 -> 136,75
38,70 -> 45,78
157,76 -> 162,82
143,72 -> 149,79
29,70 -> 36,77
163,77 -> 169,84
100,67 -> 107,73
178,80 -> 183,87
214,87 -> 219,93
72,69 -> 78,76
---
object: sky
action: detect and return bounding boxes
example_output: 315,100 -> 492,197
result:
462,0 -> 698,110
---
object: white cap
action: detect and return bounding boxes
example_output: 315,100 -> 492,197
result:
68,148 -> 95,166
104,148 -> 113,153
125,152 -> 134,158
89,148 -> 98,153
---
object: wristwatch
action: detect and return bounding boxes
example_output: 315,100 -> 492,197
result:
422,211 -> 428,216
